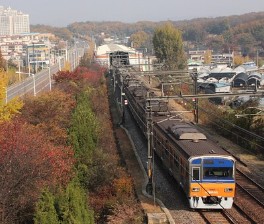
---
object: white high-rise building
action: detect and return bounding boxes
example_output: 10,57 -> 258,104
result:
0,6 -> 30,36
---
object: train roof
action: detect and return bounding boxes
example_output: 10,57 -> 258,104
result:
125,79 -> 232,159
155,119 -> 230,158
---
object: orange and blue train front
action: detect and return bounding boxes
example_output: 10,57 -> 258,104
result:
189,156 -> 235,209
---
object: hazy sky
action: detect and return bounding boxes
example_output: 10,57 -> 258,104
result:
1,0 -> 264,27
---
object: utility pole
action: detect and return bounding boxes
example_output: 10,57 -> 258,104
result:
257,49 -> 259,68
32,73 -> 36,96
192,69 -> 199,123
148,56 -> 151,84
146,91 -> 154,195
18,59 -> 21,81
33,43 -> 36,74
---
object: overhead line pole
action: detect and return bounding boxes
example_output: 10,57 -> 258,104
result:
146,91 -> 154,196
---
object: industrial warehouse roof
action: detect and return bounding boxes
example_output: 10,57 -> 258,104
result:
96,44 -> 136,56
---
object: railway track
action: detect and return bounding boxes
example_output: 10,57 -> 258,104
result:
200,210 -> 233,224
233,184 -> 264,223
194,130 -> 264,223
111,71 -> 264,223
122,108 -> 226,224
236,169 -> 264,206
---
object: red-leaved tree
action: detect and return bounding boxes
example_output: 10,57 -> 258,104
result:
54,66 -> 106,90
21,90 -> 76,145
0,119 -> 74,224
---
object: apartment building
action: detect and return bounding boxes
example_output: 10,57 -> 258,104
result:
0,6 -> 30,36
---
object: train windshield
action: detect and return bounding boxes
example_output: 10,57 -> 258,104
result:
203,167 -> 233,179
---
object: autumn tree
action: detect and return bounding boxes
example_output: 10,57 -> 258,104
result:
233,54 -> 250,66
0,72 -> 23,122
153,22 -> 186,70
0,119 -> 74,223
203,50 -> 212,64
183,24 -> 206,43
130,31 -> 148,49
205,35 -> 225,52
21,90 -> 76,145
236,33 -> 257,56
0,50 -> 6,69
62,61 -> 72,72
54,67 -> 105,95
79,36 -> 96,67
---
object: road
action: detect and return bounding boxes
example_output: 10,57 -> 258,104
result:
6,46 -> 86,102
6,63 -> 60,102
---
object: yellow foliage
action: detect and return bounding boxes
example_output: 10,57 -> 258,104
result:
233,55 -> 251,66
204,50 -> 212,64
0,72 -> 23,122
62,61 -> 71,71
0,72 -> 7,100
113,177 -> 133,198
0,98 -> 23,122
130,31 -> 148,49
6,68 -> 20,85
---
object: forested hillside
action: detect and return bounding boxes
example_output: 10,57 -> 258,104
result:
32,11 -> 264,57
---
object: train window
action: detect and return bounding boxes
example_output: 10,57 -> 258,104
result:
203,168 -> 233,178
192,167 -> 200,181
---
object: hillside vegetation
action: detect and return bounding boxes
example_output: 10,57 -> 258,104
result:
32,12 -> 264,58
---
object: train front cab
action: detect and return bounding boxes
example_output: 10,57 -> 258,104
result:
188,156 -> 235,209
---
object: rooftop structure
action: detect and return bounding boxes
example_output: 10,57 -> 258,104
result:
95,44 -> 145,68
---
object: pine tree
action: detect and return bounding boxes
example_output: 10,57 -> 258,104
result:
34,189 -> 60,224
69,92 -> 98,157
57,181 -> 94,224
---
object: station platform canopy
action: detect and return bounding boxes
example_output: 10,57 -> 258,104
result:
96,44 -> 136,56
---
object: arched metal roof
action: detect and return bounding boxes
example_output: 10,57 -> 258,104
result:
233,72 -> 248,87
233,72 -> 248,81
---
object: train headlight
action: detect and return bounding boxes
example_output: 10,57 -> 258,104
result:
192,187 -> 200,192
224,188 -> 233,192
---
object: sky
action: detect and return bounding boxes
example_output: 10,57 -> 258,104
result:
1,0 -> 264,27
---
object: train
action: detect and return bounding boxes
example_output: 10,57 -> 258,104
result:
123,79 -> 236,209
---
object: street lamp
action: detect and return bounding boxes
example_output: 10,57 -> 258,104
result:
32,74 -> 36,96
72,52 -> 76,70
